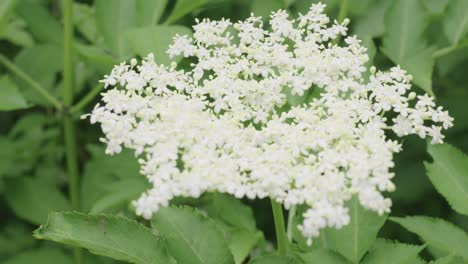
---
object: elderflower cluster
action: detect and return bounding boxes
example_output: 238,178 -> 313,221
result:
86,3 -> 453,244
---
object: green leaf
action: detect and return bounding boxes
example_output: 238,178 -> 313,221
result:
124,25 -> 192,65
5,177 -> 71,225
2,17 -> 34,47
0,76 -> 28,111
80,145 -> 142,211
34,212 -> 175,264
425,143 -> 468,216
321,196 -> 387,263
381,0 -> 434,95
361,239 -> 425,264
251,0 -> 285,22
152,206 -> 235,264
95,0 -> 137,57
136,0 -> 168,26
164,0 -> 207,24
227,229 -> 263,264
430,255 -> 467,264
443,0 -> 468,45
3,248 -> 72,264
249,254 -> 302,264
201,193 -> 257,232
14,44 -> 63,106
90,178 -> 149,214
73,3 -> 98,43
300,249 -> 351,264
422,0 -> 449,16
390,216 -> 468,260
0,0 -> 17,36
15,0 -> 62,44
353,0 -> 390,38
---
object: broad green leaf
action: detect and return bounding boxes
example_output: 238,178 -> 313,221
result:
443,0 -> 468,45
361,239 -> 425,264
34,212 -> 175,264
422,0 -> 449,16
227,229 -> 263,264
95,0 -> 137,57
3,248 -> 72,264
0,76 -> 28,111
14,44 -> 63,106
381,0 -> 434,95
321,196 -> 387,263
15,0 -> 62,44
201,193 -> 257,231
430,255 -> 466,264
124,25 -> 192,65
251,0 -> 285,21
5,177 -> 70,225
73,3 -> 98,43
425,143 -> 468,216
136,0 -> 168,26
80,145 -> 141,211
152,206 -> 235,264
0,0 -> 17,36
90,178 -> 149,214
164,0 -> 207,24
2,17 -> 34,47
390,216 -> 468,260
249,254 -> 302,264
300,249 -> 351,264
353,0 -> 390,38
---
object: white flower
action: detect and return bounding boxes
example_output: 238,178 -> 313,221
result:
86,3 -> 453,244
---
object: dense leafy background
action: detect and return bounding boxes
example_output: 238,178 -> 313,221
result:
0,0 -> 467,263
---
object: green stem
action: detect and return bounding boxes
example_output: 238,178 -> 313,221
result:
433,45 -> 458,58
63,1 -> 81,263
70,83 -> 103,114
332,0 -> 349,45
0,54 -> 62,109
286,206 -> 296,241
271,199 -> 288,256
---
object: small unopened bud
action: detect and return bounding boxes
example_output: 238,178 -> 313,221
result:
130,58 -> 137,67
342,18 -> 350,26
408,92 -> 416,100
370,66 -> 376,74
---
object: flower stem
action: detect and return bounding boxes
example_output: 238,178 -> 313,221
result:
63,0 -> 81,263
286,205 -> 296,241
0,54 -> 62,109
70,83 -> 103,115
332,0 -> 349,45
270,199 -> 288,256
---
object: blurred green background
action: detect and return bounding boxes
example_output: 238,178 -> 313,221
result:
0,0 -> 467,263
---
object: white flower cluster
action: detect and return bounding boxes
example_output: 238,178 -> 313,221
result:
86,3 -> 453,244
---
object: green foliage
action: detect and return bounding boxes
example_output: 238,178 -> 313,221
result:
381,0 -> 434,95
0,0 -> 468,263
360,239 -> 425,264
443,0 -> 468,45
321,197 -> 387,263
94,0 -> 137,57
124,25 -> 192,64
5,177 -> 70,225
300,249 -> 351,264
34,212 -> 175,264
136,0 -> 168,26
152,206 -> 235,264
390,216 -> 468,260
164,0 -> 207,24
0,75 -> 28,110
425,143 -> 468,216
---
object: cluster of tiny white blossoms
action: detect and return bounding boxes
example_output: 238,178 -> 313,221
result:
85,3 -> 453,244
